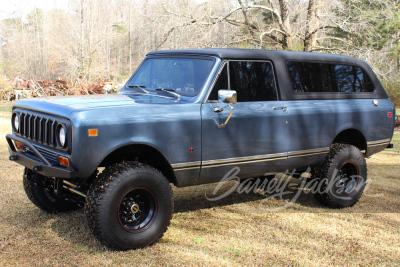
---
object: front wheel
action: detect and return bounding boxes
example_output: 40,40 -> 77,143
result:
313,144 -> 367,208
23,168 -> 81,213
84,163 -> 173,250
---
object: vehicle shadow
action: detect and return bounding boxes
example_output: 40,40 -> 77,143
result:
172,176 -> 399,213
172,177 -> 324,213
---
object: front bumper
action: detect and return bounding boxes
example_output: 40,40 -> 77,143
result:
6,134 -> 75,179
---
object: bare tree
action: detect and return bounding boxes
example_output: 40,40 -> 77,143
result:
0,0 -> 398,104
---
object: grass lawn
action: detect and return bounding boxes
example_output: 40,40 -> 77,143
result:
0,106 -> 399,266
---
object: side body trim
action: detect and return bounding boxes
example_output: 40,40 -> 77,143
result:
287,147 -> 329,158
171,161 -> 201,172
172,147 -> 330,171
367,138 -> 391,147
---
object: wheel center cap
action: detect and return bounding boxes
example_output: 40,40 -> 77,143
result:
131,203 -> 140,214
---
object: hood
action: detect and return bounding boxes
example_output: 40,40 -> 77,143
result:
13,93 -> 191,118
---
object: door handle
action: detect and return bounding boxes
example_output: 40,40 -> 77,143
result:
273,107 -> 287,111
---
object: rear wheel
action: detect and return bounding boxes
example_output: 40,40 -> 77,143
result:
313,144 -> 367,208
23,168 -> 81,213
84,162 -> 173,250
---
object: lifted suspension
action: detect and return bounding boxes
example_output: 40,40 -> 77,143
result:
48,177 -> 86,198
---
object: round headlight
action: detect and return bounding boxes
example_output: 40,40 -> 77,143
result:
13,113 -> 19,132
58,125 -> 67,148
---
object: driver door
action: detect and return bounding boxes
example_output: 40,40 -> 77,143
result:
200,61 -> 289,183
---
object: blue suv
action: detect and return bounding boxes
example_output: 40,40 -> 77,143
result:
7,49 -> 395,250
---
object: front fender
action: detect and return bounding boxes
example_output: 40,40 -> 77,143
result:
68,104 -> 202,178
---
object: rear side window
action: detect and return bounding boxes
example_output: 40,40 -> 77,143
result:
287,62 -> 374,93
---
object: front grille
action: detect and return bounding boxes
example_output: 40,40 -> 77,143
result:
22,149 -> 44,164
36,147 -> 58,165
20,144 -> 59,166
17,111 -> 64,148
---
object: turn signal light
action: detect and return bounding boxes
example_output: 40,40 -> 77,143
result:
88,129 -> 98,136
15,141 -> 23,149
59,156 -> 69,167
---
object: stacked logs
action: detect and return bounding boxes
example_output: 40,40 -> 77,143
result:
0,78 -> 121,101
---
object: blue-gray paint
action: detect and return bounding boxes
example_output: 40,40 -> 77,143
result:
7,50 -> 396,187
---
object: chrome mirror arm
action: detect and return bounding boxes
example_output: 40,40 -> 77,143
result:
217,104 -> 234,128
213,89 -> 237,128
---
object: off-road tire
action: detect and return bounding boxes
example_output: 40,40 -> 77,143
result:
313,144 -> 367,208
84,162 -> 173,250
23,168 -> 80,213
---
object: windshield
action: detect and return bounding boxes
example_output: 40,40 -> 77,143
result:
127,57 -> 215,96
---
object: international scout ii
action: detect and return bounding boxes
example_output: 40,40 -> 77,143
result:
6,49 -> 395,250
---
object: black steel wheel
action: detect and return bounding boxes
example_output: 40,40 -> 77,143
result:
85,162 -> 173,250
313,144 -> 367,208
118,188 -> 157,232
23,168 -> 81,213
336,162 -> 359,195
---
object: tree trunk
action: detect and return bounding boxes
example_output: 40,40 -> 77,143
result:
304,0 -> 321,51
237,0 -> 256,40
129,1 -> 132,75
80,0 -> 85,76
279,0 -> 292,49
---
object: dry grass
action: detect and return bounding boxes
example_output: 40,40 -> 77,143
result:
0,106 -> 399,266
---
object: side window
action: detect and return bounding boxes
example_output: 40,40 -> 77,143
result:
208,64 -> 228,102
287,62 -> 330,92
229,61 -> 278,102
207,61 -> 278,102
333,65 -> 374,93
287,62 -> 374,93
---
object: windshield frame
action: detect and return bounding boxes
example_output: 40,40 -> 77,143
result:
122,55 -> 217,97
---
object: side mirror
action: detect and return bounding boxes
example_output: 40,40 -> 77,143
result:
218,90 -> 237,104
214,90 -> 237,128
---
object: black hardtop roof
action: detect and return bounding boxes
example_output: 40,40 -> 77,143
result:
147,48 -> 364,65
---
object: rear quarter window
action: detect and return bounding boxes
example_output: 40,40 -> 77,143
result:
287,61 -> 375,93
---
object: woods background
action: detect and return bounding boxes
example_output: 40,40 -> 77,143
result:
1,0 -> 399,105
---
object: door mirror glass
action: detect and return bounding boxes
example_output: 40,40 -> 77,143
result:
218,90 -> 237,104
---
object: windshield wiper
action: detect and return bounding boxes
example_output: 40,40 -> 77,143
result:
155,88 -> 180,99
128,85 -> 148,94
